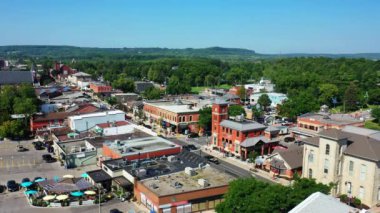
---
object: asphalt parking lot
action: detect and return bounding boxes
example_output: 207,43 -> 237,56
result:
0,139 -> 147,213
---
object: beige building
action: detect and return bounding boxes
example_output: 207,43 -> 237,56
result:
301,126 -> 380,207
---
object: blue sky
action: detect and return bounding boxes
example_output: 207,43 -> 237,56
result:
1,0 -> 379,53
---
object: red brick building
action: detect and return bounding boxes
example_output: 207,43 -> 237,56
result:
90,82 -> 112,94
53,62 -> 77,80
102,136 -> 181,161
134,167 -> 235,213
211,100 -> 277,160
143,100 -> 200,134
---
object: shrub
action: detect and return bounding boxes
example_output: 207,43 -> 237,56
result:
340,194 -> 348,203
353,197 -> 361,207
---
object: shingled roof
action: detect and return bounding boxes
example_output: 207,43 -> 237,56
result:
219,120 -> 266,132
271,145 -> 304,169
0,71 -> 34,85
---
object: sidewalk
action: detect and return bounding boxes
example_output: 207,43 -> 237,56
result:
201,146 -> 292,186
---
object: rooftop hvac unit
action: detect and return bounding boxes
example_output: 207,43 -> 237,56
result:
185,167 -> 195,176
198,178 -> 209,188
168,155 -> 177,162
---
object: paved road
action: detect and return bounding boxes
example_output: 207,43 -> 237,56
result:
169,138 -> 252,178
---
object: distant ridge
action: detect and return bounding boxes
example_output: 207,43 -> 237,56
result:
0,45 -> 379,60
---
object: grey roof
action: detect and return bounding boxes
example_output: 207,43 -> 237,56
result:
305,126 -> 380,162
212,98 -> 229,105
240,136 -> 269,148
134,81 -> 154,93
265,126 -> 280,133
343,126 -> 380,140
301,137 -> 320,147
0,71 -> 33,85
318,128 -> 349,140
72,72 -> 91,77
271,145 -> 304,169
298,112 -> 362,126
86,169 -> 112,183
222,93 -> 240,100
289,192 -> 356,213
219,120 -> 266,132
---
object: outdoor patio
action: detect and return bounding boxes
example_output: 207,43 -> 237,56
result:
21,174 -> 113,208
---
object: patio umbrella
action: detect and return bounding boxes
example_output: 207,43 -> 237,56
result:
62,174 -> 74,178
70,191 -> 84,197
34,178 -> 46,183
81,173 -> 89,178
84,190 -> 96,195
43,195 -> 56,201
56,195 -> 69,201
25,190 -> 38,195
20,182 -> 33,188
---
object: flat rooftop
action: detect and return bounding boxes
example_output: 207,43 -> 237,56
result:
68,110 -> 124,120
86,130 -> 151,148
57,140 -> 95,155
145,101 -> 200,114
103,136 -> 180,157
140,166 -> 236,196
103,151 -> 208,175
299,113 -> 363,126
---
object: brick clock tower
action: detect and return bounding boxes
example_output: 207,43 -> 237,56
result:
211,101 -> 228,147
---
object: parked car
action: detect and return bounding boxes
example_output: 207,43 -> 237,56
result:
187,132 -> 198,138
17,145 -> 28,152
33,177 -> 43,182
42,154 -> 56,163
109,209 -> 123,213
7,180 -> 19,192
204,155 -> 220,164
21,178 -> 30,183
32,141 -> 45,150
143,124 -> 152,129
0,185 -> 6,193
183,145 -> 198,151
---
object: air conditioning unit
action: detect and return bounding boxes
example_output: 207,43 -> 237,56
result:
168,156 -> 177,162
185,167 -> 195,176
198,178 -> 209,187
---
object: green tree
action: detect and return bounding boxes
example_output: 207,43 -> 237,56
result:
142,87 -> 162,100
279,90 -> 319,119
167,76 -> 191,95
198,107 -> 212,130
251,106 -> 263,121
258,94 -> 272,111
0,120 -> 26,139
371,107 -> 380,124
238,86 -> 246,100
105,96 -> 117,106
112,78 -> 135,93
216,177 -> 332,213
228,105 -> 246,117
318,83 -> 339,106
343,82 -> 359,112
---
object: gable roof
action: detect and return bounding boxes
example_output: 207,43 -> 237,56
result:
0,71 -> 33,85
32,112 -> 69,122
272,145 -> 304,169
219,120 -> 266,132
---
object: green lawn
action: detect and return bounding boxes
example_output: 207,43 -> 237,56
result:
364,120 -> 380,131
191,84 -> 232,94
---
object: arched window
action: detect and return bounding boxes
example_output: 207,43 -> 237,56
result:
325,144 -> 330,155
308,169 -> 313,178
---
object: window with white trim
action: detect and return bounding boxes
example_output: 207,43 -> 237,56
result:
360,164 -> 367,181
349,161 -> 354,176
359,186 -> 365,199
324,159 -> 329,174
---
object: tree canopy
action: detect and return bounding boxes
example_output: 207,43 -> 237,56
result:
216,177 -> 332,213
228,105 -> 246,117
258,94 -> 272,110
198,107 -> 212,130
